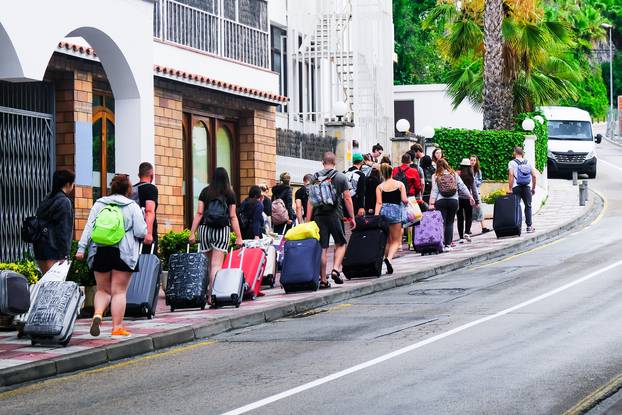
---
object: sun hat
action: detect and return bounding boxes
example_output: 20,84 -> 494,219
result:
352,153 -> 364,163
460,158 -> 471,166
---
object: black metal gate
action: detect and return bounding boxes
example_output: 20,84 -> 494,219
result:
0,80 -> 55,262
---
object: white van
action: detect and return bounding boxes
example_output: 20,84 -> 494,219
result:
540,106 -> 601,178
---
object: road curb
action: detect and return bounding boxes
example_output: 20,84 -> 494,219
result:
0,191 -> 604,389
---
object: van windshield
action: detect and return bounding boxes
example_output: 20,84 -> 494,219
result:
548,120 -> 593,141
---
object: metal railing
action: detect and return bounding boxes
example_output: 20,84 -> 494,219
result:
154,0 -> 270,69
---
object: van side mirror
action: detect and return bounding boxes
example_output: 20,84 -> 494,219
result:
595,134 -> 602,144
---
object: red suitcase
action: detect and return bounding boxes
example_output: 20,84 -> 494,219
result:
222,248 -> 266,300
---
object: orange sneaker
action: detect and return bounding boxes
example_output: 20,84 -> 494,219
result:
111,327 -> 131,338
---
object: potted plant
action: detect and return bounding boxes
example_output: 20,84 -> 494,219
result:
481,188 -> 508,219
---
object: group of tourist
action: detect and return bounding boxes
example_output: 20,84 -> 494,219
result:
27,141 -> 535,338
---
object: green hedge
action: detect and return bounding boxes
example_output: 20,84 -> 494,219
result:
0,259 -> 41,285
433,129 -> 525,181
516,111 -> 548,173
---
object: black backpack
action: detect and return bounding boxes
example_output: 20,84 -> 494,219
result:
21,216 -> 48,243
393,166 -> 410,193
237,200 -> 255,232
202,196 -> 229,228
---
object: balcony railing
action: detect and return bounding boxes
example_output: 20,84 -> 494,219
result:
154,0 -> 270,69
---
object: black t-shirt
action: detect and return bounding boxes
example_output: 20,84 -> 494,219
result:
134,182 -> 158,240
295,186 -> 309,219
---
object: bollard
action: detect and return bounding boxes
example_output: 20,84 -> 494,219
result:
583,180 -> 589,201
572,171 -> 578,186
579,182 -> 587,206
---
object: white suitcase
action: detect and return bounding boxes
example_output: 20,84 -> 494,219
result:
211,249 -> 246,308
23,281 -> 84,347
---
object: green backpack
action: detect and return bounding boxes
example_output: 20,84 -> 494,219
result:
91,204 -> 125,246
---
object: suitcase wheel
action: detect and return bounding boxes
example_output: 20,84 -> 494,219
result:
61,335 -> 72,347
235,303 -> 240,308
200,304 -> 206,311
31,340 -> 37,347
170,307 -> 175,313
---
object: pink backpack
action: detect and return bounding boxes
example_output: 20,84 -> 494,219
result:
271,197 -> 289,226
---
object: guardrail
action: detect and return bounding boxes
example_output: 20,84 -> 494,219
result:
154,0 -> 270,69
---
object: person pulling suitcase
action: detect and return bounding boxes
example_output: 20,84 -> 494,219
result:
76,174 -> 147,338
508,147 -> 537,233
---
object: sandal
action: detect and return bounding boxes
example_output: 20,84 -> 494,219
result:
320,280 -> 331,289
330,269 -> 344,285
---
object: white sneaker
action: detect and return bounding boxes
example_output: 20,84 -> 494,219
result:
526,226 -> 535,233
457,239 -> 465,244
444,246 -> 453,252
465,234 -> 472,242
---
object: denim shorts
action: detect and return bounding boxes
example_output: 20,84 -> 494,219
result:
380,203 -> 403,225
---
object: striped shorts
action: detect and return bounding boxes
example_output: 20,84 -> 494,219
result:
198,225 -> 231,253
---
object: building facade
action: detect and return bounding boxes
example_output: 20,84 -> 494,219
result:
0,0 -> 393,261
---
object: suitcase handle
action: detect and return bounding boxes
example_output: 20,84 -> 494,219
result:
137,243 -> 155,255
227,247 -> 245,269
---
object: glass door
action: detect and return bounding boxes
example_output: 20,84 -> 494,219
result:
92,94 -> 115,200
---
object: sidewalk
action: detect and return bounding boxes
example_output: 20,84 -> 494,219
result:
0,179 -> 601,388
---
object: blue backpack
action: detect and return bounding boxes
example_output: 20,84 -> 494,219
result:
513,159 -> 532,186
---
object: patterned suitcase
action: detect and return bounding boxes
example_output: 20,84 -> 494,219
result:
24,281 -> 83,347
0,270 -> 30,316
222,247 -> 266,300
280,238 -> 321,293
165,248 -> 209,312
125,246 -> 162,319
413,211 -> 444,255
15,261 -> 70,336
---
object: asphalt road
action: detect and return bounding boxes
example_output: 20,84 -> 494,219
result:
2,142 -> 622,415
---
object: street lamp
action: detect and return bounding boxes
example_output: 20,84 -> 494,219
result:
522,118 -> 536,132
602,23 -> 614,113
422,125 -> 435,140
534,115 -> 544,125
334,101 -> 348,122
395,119 -> 411,135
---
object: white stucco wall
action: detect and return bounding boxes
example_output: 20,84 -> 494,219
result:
0,0 -> 155,178
153,41 -> 280,95
394,84 -> 483,135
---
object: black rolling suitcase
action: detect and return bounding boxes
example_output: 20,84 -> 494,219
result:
125,245 -> 162,319
0,271 -> 30,316
343,216 -> 388,279
493,194 -> 523,238
165,246 -> 209,312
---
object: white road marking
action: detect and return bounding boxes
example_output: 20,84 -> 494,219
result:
221,259 -> 622,415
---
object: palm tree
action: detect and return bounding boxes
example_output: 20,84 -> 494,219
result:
427,0 -> 579,125
483,0 -> 509,130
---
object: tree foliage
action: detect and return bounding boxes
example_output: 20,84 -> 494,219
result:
393,0 -> 449,85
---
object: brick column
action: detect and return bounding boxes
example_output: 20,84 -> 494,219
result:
154,87 -> 185,234
239,107 -> 277,196
52,69 -> 93,240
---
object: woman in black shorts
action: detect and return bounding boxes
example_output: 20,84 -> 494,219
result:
77,174 -> 147,338
190,167 -> 243,305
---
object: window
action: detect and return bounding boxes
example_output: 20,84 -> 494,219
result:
92,93 -> 115,201
271,25 -> 287,105
191,122 -> 210,215
183,114 -> 238,227
216,126 -> 233,177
